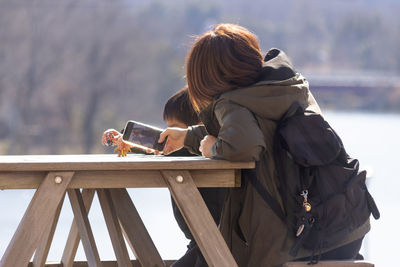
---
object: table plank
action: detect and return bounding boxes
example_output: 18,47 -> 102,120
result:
0,154 -> 254,171
0,169 -> 239,189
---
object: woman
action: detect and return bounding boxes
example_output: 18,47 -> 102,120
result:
159,24 -> 369,267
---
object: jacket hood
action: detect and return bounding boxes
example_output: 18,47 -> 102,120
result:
214,49 -> 320,121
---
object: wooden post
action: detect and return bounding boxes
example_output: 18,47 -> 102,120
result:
68,189 -> 102,267
161,170 -> 238,267
97,189 -> 132,267
108,188 -> 165,267
32,193 -> 65,267
61,189 -> 96,267
0,172 -> 74,267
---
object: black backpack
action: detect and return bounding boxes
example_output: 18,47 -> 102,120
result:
248,102 -> 380,260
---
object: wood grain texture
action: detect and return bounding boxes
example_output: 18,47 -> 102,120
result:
0,171 -> 46,189
1,155 -> 252,266
33,193 -> 65,267
0,154 -> 254,171
109,189 -> 165,267
97,189 -> 132,267
0,172 -> 74,267
68,189 -> 102,267
0,169 -> 239,189
62,189 -> 96,267
161,170 -> 238,267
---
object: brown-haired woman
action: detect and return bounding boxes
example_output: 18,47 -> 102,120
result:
160,23 -> 369,267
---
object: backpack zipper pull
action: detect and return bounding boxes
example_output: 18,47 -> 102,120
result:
301,190 -> 312,212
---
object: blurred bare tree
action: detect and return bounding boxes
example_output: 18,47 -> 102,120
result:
0,0 -> 399,155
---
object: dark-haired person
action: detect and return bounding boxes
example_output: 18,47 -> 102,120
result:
159,24 -> 369,266
163,87 -> 226,267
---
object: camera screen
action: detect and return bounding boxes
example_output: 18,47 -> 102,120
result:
125,121 -> 162,149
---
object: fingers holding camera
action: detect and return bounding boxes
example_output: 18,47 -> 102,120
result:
159,127 -> 188,155
103,127 -> 190,156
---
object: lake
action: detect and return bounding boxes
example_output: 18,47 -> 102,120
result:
0,111 -> 399,266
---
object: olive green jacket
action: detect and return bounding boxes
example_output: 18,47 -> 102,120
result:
184,49 -> 370,267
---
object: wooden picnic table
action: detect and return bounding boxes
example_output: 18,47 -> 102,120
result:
0,154 -> 254,267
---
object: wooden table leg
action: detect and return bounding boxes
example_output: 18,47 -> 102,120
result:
161,170 -> 238,267
108,188 -> 165,267
33,193 -> 65,267
97,189 -> 132,267
68,189 -> 102,267
61,189 -> 96,267
0,172 -> 74,267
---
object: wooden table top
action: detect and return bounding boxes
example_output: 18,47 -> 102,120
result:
0,154 -> 255,171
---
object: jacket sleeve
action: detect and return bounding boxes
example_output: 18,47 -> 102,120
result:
183,125 -> 208,155
212,99 -> 266,161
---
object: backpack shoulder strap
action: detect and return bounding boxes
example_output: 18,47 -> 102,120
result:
245,102 -> 305,223
245,168 -> 286,222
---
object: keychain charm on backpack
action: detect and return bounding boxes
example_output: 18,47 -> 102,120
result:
301,190 -> 312,212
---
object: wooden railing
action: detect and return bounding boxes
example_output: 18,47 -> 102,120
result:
0,154 -> 254,267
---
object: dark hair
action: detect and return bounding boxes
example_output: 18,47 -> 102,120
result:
186,23 -> 263,112
163,86 -> 200,126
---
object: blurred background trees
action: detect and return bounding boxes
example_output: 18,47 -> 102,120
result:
0,0 -> 399,154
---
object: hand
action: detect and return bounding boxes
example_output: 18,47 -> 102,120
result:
199,135 -> 217,158
159,127 -> 188,155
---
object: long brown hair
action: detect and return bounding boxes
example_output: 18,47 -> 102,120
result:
186,23 -> 263,112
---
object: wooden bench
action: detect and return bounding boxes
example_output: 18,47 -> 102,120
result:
0,154 -> 254,267
283,260 -> 374,267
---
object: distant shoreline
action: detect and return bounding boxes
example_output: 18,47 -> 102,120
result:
306,73 -> 400,112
